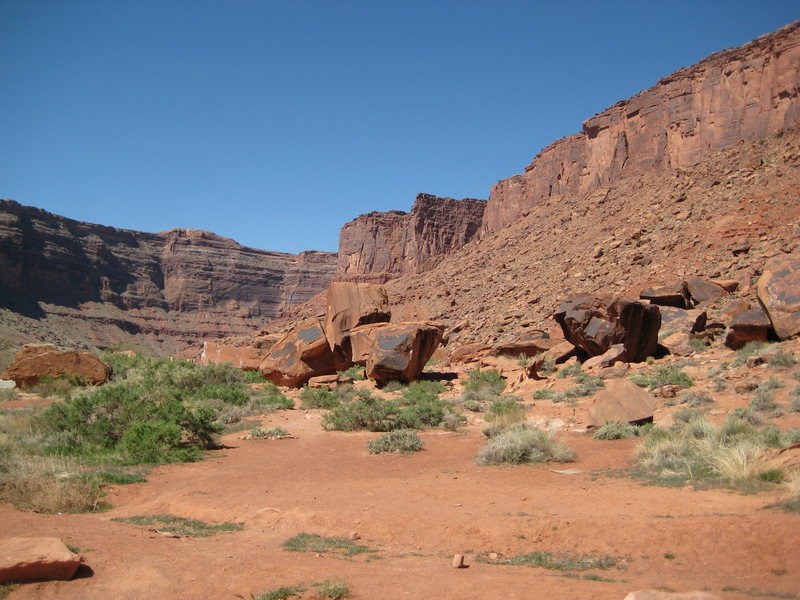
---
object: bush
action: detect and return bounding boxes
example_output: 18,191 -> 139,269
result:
791,385 -> 800,413
593,422 -> 646,440
630,365 -> 694,390
367,429 -> 424,454
242,370 -> 267,383
338,365 -> 366,381
249,427 -> 290,439
533,389 -> 554,400
765,350 -> 797,368
464,369 -> 505,394
732,342 -> 767,367
299,386 -> 340,409
680,391 -> 714,408
250,384 -> 294,410
487,396 -> 526,428
322,394 -> 399,432
475,423 -> 576,466
0,389 -> 17,402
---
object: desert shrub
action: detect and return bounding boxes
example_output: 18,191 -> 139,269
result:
488,550 -> 617,571
486,396 -> 526,428
457,387 -> 497,409
367,429 -> 424,454
250,383 -> 293,410
533,389 -> 554,400
707,362 -> 729,378
464,369 -> 505,394
732,341 -> 767,367
249,426 -> 290,439
475,422 -> 576,466
300,386 -> 340,410
32,376 -> 81,399
250,585 -> 305,600
382,380 -> 406,393
765,349 -> 797,368
0,389 -> 17,402
556,362 -> 583,379
312,580 -> 350,600
680,391 -> 714,407
282,532 -> 371,556
440,409 -> 466,431
539,355 -> 556,376
242,370 -> 267,383
462,397 -> 483,412
791,386 -> 800,412
712,377 -> 727,392
630,365 -> 693,390
637,415 -> 797,487
673,408 -> 703,423
749,379 -> 783,415
322,394 -> 399,432
688,337 -> 708,352
729,407 -> 764,426
338,365 -> 366,381
593,422 -> 647,440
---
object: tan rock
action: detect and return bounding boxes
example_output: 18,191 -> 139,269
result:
2,345 -> 110,388
583,344 -> 626,368
323,282 -> 391,359
450,342 -> 492,364
0,537 -> 81,583
451,553 -> 465,568
725,308 -> 773,350
587,379 -> 655,428
365,322 -> 444,385
200,341 -> 266,370
623,592 -> 720,600
758,252 -> 800,340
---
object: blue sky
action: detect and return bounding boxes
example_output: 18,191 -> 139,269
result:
1,1 -> 797,253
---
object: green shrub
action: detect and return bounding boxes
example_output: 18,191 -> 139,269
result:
556,362 -> 583,379
630,365 -> 694,390
462,398 -> 483,412
712,378 -> 727,392
489,550 -> 617,571
382,380 -> 406,393
441,409 -> 466,431
539,355 -> 556,376
32,376 -> 80,398
249,427 -> 290,439
487,396 -> 526,428
338,365 -> 366,381
732,342 -> 767,367
250,585 -> 305,600
242,370 -> 267,383
299,386 -> 340,410
367,429 -> 424,454
0,389 -> 17,402
791,385 -> 800,412
729,407 -> 764,426
680,391 -> 714,407
312,580 -> 350,600
533,389 -> 554,400
593,422 -> 645,440
475,423 -> 576,466
250,384 -> 294,410
322,394 -> 399,432
765,350 -> 797,368
464,369 -> 505,394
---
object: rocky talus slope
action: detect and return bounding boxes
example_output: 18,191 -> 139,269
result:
483,20 -> 800,234
0,201 -> 336,354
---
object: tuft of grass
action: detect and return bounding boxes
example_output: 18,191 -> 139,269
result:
553,369 -> 604,403
539,355 -> 557,376
476,422 -> 576,466
382,380 -> 405,393
242,370 -> 267,383
721,587 -> 797,598
791,385 -> 800,412
0,389 -> 17,402
249,427 -> 291,439
486,396 -> 526,428
249,585 -> 305,600
732,342 -> 767,367
299,386 -> 340,409
464,369 -> 505,394
312,579 -> 351,599
484,550 -> 617,571
680,391 -> 714,408
593,422 -> 649,440
112,514 -> 242,537
533,389 -> 554,400
367,429 -> 424,454
765,350 -> 797,368
281,533 -> 371,556
630,365 -> 694,390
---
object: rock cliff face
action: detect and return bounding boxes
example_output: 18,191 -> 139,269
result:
0,200 -> 337,352
337,193 -> 486,281
483,21 -> 800,234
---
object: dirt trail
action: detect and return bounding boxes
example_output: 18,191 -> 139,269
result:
3,406 -> 799,599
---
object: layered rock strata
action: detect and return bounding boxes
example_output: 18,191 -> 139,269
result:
483,21 -> 800,234
336,193 -> 486,281
0,200 -> 337,351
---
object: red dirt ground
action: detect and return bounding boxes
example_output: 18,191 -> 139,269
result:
3,402 -> 799,600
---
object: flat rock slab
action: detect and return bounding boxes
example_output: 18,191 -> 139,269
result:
0,537 -> 81,583
587,379 -> 655,428
624,591 -> 721,600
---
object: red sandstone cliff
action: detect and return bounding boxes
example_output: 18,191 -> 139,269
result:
337,193 -> 486,281
483,20 -> 800,234
0,200 -> 337,353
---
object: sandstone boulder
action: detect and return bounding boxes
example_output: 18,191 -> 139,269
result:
488,337 -> 562,358
526,341 -> 580,379
324,282 -> 391,360
659,307 -> 707,334
587,379 -> 655,428
758,252 -> 800,340
2,345 -> 110,388
449,342 -> 492,364
583,344 -> 626,369
554,295 -> 661,363
686,277 -> 727,304
724,308 -> 773,350
364,322 -> 444,385
0,537 -> 81,583
200,341 -> 266,370
259,318 -> 348,387
349,322 -> 393,365
639,282 -> 690,308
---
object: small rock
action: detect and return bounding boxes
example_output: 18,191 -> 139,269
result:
348,531 -> 360,540
746,355 -> 765,368
0,537 -> 81,583
451,553 -> 465,568
734,380 -> 759,394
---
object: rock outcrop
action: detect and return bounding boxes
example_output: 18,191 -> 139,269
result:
324,282 -> 391,359
0,537 -> 82,583
337,193 -> 485,281
758,252 -> 800,340
483,21 -> 800,235
2,345 -> 110,388
0,200 -> 337,352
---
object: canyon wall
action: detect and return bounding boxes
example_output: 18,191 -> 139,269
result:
337,193 -> 486,281
0,200 -> 337,351
483,20 -> 800,234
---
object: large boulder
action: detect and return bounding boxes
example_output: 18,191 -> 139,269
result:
324,282 -> 391,360
587,379 -> 655,428
686,277 -> 727,305
199,341 -> 267,370
639,282 -> 690,308
259,318 -> 348,387
758,252 -> 800,340
554,295 -> 661,363
0,537 -> 81,583
2,345 -> 110,388
488,337 -> 562,358
724,307 -> 773,349
364,322 -> 444,385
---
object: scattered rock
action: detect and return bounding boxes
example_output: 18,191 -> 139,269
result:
587,379 -> 655,428
0,537 -> 81,583
661,331 -> 696,357
365,322 -> 445,385
640,282 -> 690,308
757,252 -> 800,340
449,342 -> 492,364
2,345 -> 110,388
724,308 -> 773,350
685,277 -> 727,304
583,344 -> 626,369
659,307 -> 707,334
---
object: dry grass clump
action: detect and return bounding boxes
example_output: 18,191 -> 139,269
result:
636,415 -> 794,488
476,422 -> 576,466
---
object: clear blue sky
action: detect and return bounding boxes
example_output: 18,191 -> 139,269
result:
1,1 -> 797,253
